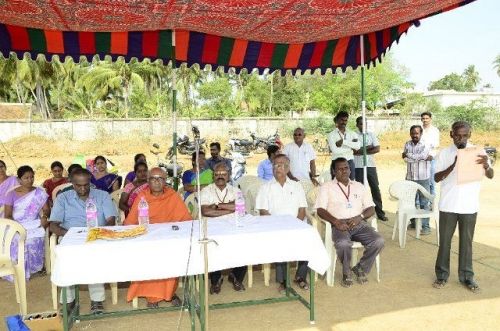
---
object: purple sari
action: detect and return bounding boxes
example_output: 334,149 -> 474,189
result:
91,173 -> 119,193
0,176 -> 19,217
4,187 -> 48,281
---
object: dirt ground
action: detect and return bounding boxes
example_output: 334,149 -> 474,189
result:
1,132 -> 500,331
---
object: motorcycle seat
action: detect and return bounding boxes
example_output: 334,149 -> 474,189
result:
236,139 -> 252,146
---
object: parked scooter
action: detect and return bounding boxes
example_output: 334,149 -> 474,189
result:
485,145 -> 497,166
151,143 -> 184,187
166,135 -> 207,158
224,150 -> 246,183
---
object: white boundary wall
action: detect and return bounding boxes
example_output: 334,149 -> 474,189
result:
0,117 -> 420,142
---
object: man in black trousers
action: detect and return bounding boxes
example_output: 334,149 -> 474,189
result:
353,116 -> 388,221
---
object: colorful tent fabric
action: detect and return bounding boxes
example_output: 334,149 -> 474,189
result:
0,0 -> 476,73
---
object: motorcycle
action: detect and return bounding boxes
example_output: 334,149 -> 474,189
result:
228,130 -> 282,154
224,150 -> 246,183
485,145 -> 497,166
150,143 -> 184,187
166,134 -> 206,158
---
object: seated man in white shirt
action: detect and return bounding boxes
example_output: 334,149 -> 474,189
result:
315,157 -> 384,288
200,162 -> 247,294
255,154 -> 309,293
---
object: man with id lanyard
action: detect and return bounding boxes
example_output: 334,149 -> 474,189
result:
327,111 -> 360,180
315,157 -> 384,287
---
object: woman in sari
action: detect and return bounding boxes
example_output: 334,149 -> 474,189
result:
4,165 -> 50,280
182,151 -> 213,200
42,161 -> 68,207
0,159 -> 19,217
119,161 -> 148,217
124,153 -> 147,186
91,155 -> 120,193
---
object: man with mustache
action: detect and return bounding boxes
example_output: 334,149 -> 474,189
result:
200,162 -> 247,294
433,121 -> 493,293
327,111 -> 360,180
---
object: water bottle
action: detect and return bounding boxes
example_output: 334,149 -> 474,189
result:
234,191 -> 246,227
85,198 -> 98,228
138,197 -> 150,227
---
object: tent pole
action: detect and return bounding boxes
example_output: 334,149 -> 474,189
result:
171,31 -> 179,190
360,35 -> 368,188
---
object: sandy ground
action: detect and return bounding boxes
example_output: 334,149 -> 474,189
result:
1,135 -> 500,331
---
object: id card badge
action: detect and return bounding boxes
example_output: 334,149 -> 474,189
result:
346,202 -> 352,209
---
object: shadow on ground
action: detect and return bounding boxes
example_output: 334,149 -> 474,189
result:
1,211 -> 500,331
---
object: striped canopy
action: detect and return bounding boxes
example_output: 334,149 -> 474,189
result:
0,0 -> 475,73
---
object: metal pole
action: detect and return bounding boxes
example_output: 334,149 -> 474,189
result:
360,35 -> 368,187
172,31 -> 179,190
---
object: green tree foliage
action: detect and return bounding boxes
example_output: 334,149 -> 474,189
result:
0,54 -> 411,119
494,54 -> 500,77
429,65 -> 481,92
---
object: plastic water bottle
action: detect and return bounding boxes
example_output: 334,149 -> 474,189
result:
85,198 -> 98,228
234,191 -> 246,227
138,197 -> 150,227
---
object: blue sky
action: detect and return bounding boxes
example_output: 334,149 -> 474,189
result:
390,0 -> 500,92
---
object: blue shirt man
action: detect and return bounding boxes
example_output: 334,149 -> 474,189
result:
257,144 -> 280,181
50,188 -> 117,229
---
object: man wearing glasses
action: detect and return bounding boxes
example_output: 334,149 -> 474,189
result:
283,127 -> 319,186
200,162 -> 247,294
124,167 -> 192,308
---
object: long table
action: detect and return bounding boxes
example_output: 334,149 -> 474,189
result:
52,215 -> 330,330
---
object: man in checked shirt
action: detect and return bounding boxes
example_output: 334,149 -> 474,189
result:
403,125 -> 433,235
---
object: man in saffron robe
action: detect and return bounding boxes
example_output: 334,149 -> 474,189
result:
124,167 -> 192,308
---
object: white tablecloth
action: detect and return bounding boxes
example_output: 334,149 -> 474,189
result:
51,215 -> 330,287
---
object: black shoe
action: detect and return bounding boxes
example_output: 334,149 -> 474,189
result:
90,301 -> 104,314
228,273 -> 246,292
210,277 -> 223,294
378,216 -> 388,222
351,265 -> 368,284
341,274 -> 353,288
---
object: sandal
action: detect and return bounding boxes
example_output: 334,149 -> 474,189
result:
351,265 -> 368,285
147,302 -> 160,309
169,294 -> 182,307
341,274 -> 353,288
461,279 -> 480,293
432,279 -> 447,289
294,277 -> 309,290
277,282 -> 286,294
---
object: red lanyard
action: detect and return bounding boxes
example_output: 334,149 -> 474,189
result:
337,182 -> 350,202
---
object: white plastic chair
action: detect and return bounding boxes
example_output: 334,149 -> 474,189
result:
0,218 -> 28,315
50,234 -> 118,310
389,180 -> 438,248
318,171 -> 332,185
314,213 -> 380,287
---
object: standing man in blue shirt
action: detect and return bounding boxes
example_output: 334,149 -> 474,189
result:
49,168 -> 117,314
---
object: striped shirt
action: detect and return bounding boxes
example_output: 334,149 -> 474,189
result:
403,140 -> 431,180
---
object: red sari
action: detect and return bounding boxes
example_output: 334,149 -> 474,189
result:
42,177 -> 68,204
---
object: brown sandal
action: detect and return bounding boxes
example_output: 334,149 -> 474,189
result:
294,277 -> 309,290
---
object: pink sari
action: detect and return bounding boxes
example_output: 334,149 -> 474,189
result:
0,176 -> 19,217
123,182 -> 149,208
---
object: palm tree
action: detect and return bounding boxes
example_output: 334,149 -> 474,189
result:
494,54 -> 500,77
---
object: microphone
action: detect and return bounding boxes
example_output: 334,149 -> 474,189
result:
192,126 -> 200,137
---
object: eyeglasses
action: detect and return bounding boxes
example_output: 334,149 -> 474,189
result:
273,163 -> 289,169
293,133 -> 303,136
149,176 -> 166,182
214,172 -> 228,176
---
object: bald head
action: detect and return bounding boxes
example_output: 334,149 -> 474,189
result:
148,167 -> 167,193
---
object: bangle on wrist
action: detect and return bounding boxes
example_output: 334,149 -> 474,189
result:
360,213 -> 365,220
